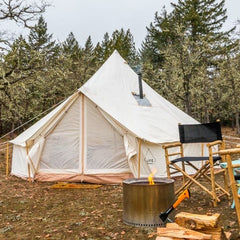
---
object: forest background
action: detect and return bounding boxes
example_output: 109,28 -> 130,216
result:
1,0 -> 240,138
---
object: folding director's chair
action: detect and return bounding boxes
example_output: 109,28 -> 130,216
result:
162,121 -> 230,207
218,147 -> 240,227
220,159 -> 240,208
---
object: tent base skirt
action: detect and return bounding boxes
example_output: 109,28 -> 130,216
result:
34,172 -> 134,184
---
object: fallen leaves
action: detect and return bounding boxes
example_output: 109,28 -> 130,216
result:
0,173 -> 239,239
0,225 -> 13,233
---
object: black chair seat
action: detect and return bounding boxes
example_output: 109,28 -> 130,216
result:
171,156 -> 221,164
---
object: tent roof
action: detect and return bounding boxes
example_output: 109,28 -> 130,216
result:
11,50 -> 198,146
10,93 -> 78,146
79,50 -> 198,143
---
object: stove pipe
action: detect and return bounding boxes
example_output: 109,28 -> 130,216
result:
138,73 -> 143,99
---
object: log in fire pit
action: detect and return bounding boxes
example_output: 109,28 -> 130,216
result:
123,178 -> 174,227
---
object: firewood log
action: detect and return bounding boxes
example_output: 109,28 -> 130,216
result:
157,223 -> 212,239
175,212 -> 220,230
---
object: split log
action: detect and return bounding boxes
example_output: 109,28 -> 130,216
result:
224,232 -> 232,240
199,227 -> 227,240
166,223 -> 184,228
157,223 -> 212,240
175,212 -> 220,230
156,237 -> 174,240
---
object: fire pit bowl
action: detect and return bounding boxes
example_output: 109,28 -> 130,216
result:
123,178 -> 174,227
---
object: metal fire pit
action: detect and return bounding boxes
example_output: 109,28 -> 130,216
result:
123,178 -> 174,227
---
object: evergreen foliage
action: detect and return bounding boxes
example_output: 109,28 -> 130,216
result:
0,0 -> 240,136
95,29 -> 139,65
141,0 -> 238,124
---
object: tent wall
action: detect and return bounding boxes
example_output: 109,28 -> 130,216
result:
11,145 -> 29,178
10,93 -> 206,182
11,94 -> 134,183
39,95 -> 81,173
85,97 -> 130,174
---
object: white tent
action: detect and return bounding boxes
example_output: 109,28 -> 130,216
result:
10,50 -> 203,183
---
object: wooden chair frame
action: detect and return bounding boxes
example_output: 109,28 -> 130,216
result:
163,139 -> 229,207
218,148 -> 240,227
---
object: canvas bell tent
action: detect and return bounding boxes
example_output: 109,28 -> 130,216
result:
10,50 -> 203,183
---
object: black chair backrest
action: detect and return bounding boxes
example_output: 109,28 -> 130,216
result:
178,122 -> 222,144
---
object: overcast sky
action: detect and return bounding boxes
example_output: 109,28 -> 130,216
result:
5,0 -> 240,49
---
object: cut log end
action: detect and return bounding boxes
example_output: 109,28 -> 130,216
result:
175,212 -> 220,230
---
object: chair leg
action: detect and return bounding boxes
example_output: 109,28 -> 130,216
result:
175,161 -> 212,194
187,161 -> 230,204
201,172 -> 229,197
164,149 -> 171,178
209,157 -> 217,207
226,154 -> 240,227
182,161 -> 186,185
172,163 -> 221,203
223,169 -> 230,198
175,162 -> 210,194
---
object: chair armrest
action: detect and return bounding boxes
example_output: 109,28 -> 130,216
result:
233,165 -> 240,169
162,142 -> 181,149
207,140 -> 223,147
219,148 -> 240,155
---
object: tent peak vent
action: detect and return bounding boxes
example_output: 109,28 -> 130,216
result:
132,92 -> 152,107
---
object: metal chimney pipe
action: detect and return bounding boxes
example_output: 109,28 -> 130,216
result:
138,72 -> 143,99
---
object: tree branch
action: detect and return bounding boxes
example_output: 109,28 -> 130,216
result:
0,0 -> 49,28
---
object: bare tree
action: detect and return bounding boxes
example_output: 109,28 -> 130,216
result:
0,0 -> 49,28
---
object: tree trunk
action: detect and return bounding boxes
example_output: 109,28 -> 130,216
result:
203,97 -> 209,123
0,102 -> 3,135
235,111 -> 240,135
232,115 -> 235,131
184,91 -> 191,115
10,121 -> 15,139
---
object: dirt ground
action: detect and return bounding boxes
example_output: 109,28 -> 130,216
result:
0,167 -> 240,239
1,127 -> 240,240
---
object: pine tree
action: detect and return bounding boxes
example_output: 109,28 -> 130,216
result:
171,0 -> 233,40
111,29 -> 139,66
95,29 -> 138,65
93,32 -> 112,64
140,9 -> 173,68
81,36 -> 97,83
26,16 -> 67,114
28,15 -> 59,61
0,35 -> 41,133
62,32 -> 82,60
61,32 -> 84,88
140,0 -> 236,120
